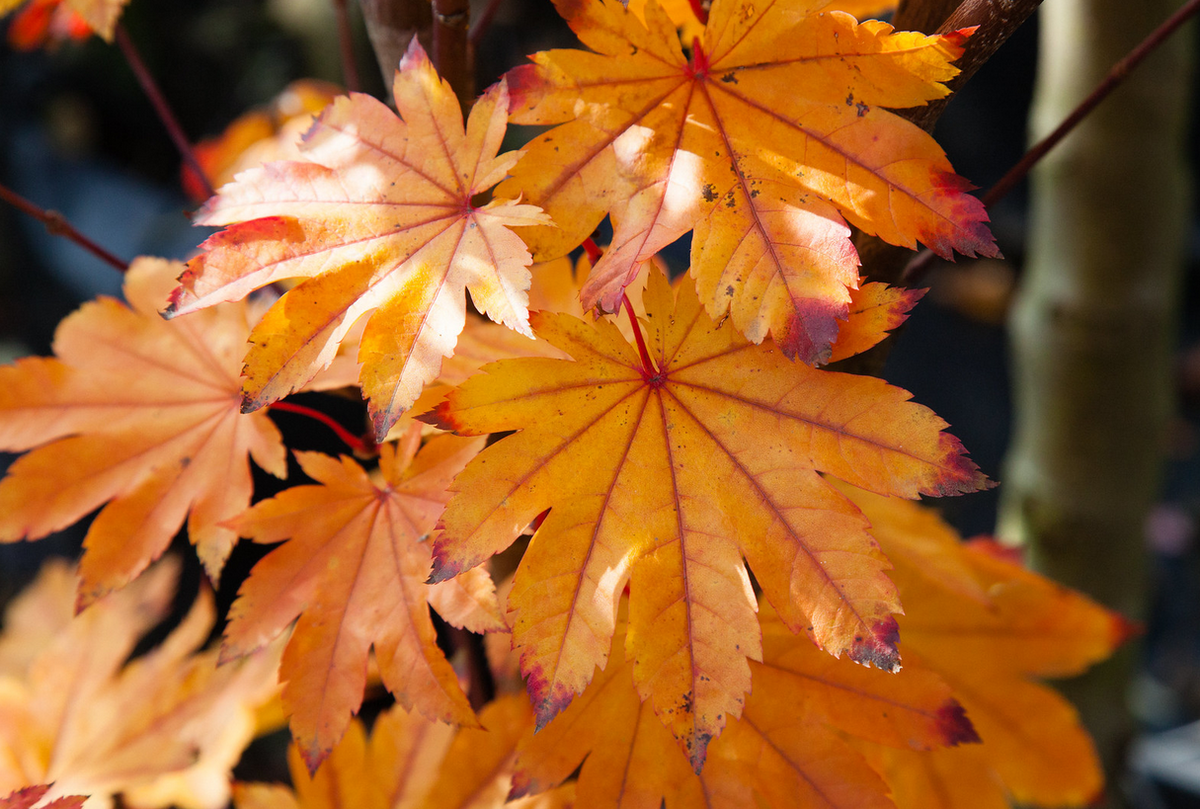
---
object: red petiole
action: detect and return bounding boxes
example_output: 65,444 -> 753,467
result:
268,401 -> 378,457
623,293 -> 660,382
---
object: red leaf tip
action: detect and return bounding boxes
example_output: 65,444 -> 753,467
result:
935,699 -> 981,746
426,552 -> 462,585
415,402 -> 458,432
850,616 -> 901,672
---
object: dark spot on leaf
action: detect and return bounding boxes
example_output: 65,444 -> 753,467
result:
701,184 -> 718,202
725,285 -> 735,296
720,72 -> 738,84
856,101 -> 869,117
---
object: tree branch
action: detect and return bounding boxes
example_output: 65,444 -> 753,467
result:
433,0 -> 473,107
357,0 -> 433,88
0,181 -> 129,273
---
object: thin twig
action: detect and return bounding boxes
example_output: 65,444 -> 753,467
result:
0,180 -> 129,272
332,0 -> 362,93
268,401 -> 378,457
901,0 -> 1200,285
468,0 -> 504,47
114,23 -> 216,200
982,0 -> 1200,209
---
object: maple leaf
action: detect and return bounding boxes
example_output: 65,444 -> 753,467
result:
426,269 -> 985,767
840,486 -> 1132,808
0,557 -> 281,809
510,601 -> 975,804
498,0 -> 997,363
166,39 -> 550,440
221,430 -> 499,772
233,696 -> 570,809
828,282 -> 923,363
0,257 -> 287,607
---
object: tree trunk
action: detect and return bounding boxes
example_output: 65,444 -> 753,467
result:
996,1 -> 1194,805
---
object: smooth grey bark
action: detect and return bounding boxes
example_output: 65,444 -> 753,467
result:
997,1 -> 1194,805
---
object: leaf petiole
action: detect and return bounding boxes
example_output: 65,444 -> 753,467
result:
622,292 -> 660,381
267,400 -> 378,457
114,24 -> 215,200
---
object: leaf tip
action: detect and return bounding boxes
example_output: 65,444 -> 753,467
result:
528,669 -> 575,731
686,731 -> 713,774
299,741 -> 331,777
416,402 -> 458,432
426,553 -> 462,585
507,772 -> 537,801
936,699 -> 981,746
850,616 -> 901,672
1110,612 -> 1143,649
775,297 -> 846,365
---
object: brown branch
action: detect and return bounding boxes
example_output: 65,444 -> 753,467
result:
898,0 -> 1044,130
357,0 -> 433,88
469,0 -> 504,48
114,24 -> 215,200
893,0 -> 962,35
332,0 -> 363,93
433,0 -> 473,107
0,181 -> 129,272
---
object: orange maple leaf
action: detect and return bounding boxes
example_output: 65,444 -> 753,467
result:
840,486 -> 1133,808
166,39 -> 550,440
425,268 -> 985,767
233,696 -> 570,809
510,602 -> 976,803
221,430 -> 499,772
498,0 -> 997,363
0,257 -> 287,607
0,557 -> 281,809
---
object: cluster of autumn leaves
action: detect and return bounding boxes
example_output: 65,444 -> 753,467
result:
0,0 -> 1131,807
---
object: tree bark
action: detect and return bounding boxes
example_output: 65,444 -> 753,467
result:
357,0 -> 434,87
996,1 -> 1194,805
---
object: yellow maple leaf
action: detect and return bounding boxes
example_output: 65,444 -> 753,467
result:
510,601 -> 975,802
0,257 -> 287,607
166,39 -> 550,440
426,268 -> 985,767
841,486 -> 1133,808
498,0 -> 996,363
221,430 -> 499,771
0,557 -> 280,809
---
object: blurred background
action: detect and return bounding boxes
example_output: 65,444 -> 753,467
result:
0,0 -> 1198,805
